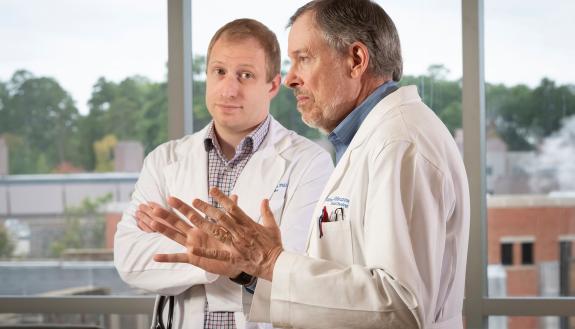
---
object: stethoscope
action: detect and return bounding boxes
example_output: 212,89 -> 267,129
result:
154,295 -> 174,329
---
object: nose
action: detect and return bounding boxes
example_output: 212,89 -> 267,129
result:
284,65 -> 302,89
220,75 -> 240,98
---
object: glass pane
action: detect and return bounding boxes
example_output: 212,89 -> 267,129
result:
0,0 -> 166,298
191,0 -> 462,139
485,0 -> 575,298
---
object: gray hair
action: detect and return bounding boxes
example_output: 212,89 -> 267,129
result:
288,0 -> 403,81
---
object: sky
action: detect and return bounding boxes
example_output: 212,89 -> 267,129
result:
0,0 -> 574,115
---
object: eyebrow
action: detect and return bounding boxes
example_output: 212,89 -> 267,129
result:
289,48 -> 312,58
209,60 -> 257,70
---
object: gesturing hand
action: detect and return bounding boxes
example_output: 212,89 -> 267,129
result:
145,197 -> 242,278
154,187 -> 284,281
188,187 -> 284,281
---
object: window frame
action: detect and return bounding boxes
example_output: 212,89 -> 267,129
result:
2,1 -> 575,327
463,0 -> 575,327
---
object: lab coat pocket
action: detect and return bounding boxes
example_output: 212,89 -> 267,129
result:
308,219 -> 353,265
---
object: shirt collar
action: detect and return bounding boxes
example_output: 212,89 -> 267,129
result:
328,81 -> 398,163
203,115 -> 271,159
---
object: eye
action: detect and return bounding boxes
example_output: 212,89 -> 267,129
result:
298,55 -> 309,63
239,72 -> 254,80
213,67 -> 226,75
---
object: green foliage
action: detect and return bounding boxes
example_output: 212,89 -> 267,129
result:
50,193 -> 112,257
0,224 -> 15,259
270,86 -> 320,139
400,64 -> 462,134
83,76 -> 168,165
93,134 -> 118,172
1,70 -> 80,172
1,62 -> 575,175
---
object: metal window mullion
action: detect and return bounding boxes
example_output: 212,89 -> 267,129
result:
0,296 -> 155,314
483,298 -> 575,316
167,0 -> 193,139
461,0 -> 487,327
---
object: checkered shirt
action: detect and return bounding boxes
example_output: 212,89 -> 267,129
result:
202,115 -> 271,329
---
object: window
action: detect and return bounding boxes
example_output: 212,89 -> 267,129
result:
501,242 -> 514,265
485,0 -> 575,301
521,242 -> 534,265
478,0 -> 575,326
0,0 -> 166,326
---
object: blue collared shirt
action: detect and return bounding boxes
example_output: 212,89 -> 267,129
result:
328,81 -> 398,164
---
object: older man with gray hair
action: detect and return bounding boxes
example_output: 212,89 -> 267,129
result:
147,1 -> 470,328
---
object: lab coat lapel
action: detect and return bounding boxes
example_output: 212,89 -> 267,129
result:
165,132 -> 209,207
232,144 -> 285,223
304,88 -> 411,250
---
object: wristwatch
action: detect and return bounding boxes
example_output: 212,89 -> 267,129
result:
230,271 -> 255,285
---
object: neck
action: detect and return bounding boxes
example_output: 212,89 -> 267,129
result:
213,129 -> 243,161
213,120 -> 265,160
352,76 -> 390,109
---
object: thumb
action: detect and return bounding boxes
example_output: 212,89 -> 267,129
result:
230,194 -> 238,205
260,199 -> 278,229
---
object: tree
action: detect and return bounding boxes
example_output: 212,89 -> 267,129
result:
0,81 -> 9,133
487,79 -> 575,150
5,70 -> 80,169
0,70 -> 81,173
50,193 -> 112,257
401,65 -> 462,134
93,134 -> 118,172
0,224 -> 15,259
81,76 -> 168,169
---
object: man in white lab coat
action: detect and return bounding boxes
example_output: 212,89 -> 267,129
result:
147,1 -> 470,328
113,19 -> 333,329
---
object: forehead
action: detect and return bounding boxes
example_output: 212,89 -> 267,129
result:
287,11 -> 325,55
209,36 -> 266,67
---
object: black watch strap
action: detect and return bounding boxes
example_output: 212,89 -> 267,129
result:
230,272 -> 254,285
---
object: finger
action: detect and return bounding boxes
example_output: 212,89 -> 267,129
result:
230,194 -> 238,205
151,219 -> 187,246
260,199 -> 279,229
140,201 -> 166,216
192,198 -> 238,233
167,196 -> 208,225
168,196 -> 213,230
209,187 -> 235,211
191,246 -> 232,263
169,197 -> 231,244
154,253 -> 189,263
150,202 -> 192,234
138,203 -> 151,213
135,211 -> 155,232
147,201 -> 164,209
209,188 -> 248,223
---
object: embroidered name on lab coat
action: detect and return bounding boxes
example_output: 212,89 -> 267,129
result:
324,196 -> 350,208
274,182 -> 288,192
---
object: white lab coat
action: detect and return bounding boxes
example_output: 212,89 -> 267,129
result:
250,86 -> 470,329
114,117 -> 334,329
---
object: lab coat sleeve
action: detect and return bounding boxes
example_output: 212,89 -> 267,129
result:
279,150 -> 334,253
114,145 -> 217,296
260,141 -> 448,328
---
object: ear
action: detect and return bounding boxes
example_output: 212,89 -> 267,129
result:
348,41 -> 370,79
267,74 -> 282,99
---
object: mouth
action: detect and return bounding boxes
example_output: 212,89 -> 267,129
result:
216,104 -> 242,111
295,94 -> 311,106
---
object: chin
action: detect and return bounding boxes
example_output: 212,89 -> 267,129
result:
301,116 -> 329,135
